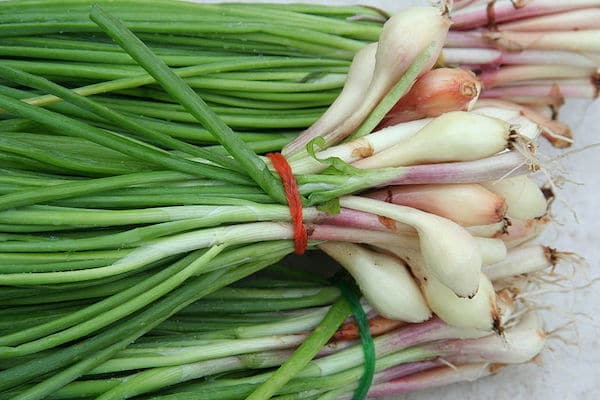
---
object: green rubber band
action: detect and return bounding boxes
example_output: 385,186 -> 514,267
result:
334,274 -> 375,400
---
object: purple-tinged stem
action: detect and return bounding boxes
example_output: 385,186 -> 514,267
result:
446,31 -> 491,48
318,208 -> 414,234
498,8 -> 600,31
442,47 -> 503,65
356,364 -> 494,398
375,318 -> 467,354
442,48 -> 599,68
500,50 -> 600,68
304,316 -> 493,380
480,65 -> 595,88
496,95 -> 565,107
486,30 -> 600,53
372,360 -> 443,384
496,78 -> 596,87
309,224 -> 404,247
350,311 -> 543,398
447,29 -> 600,53
300,150 -> 532,205
384,151 -> 530,186
450,0 -> 600,30
317,209 -> 508,245
481,83 -> 598,99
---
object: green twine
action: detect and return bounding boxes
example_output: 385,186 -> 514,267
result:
333,273 -> 375,400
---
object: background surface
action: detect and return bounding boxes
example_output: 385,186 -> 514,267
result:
207,0 -> 600,397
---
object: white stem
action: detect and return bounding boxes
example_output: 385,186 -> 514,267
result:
421,270 -> 499,331
472,106 -> 541,141
352,111 -> 511,169
483,245 -> 553,280
441,47 -> 503,66
475,237 -> 507,265
282,43 -> 377,157
446,311 -> 546,364
472,105 -> 520,121
290,119 -> 430,175
321,7 -> 450,146
320,242 -> 431,322
466,221 -> 506,238
320,214 -> 503,266
482,175 -> 548,220
339,196 -> 482,298
475,99 -> 573,146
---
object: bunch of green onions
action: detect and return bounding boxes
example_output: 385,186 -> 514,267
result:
0,0 -> 589,149
0,250 -> 563,399
0,1 -> 589,399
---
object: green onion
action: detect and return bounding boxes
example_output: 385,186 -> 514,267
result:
0,2 -> 582,400
90,5 -> 287,203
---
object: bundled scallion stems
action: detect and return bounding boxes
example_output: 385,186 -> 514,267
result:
444,0 -> 600,147
0,1 -> 591,399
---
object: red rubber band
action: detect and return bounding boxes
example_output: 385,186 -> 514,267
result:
267,152 -> 308,255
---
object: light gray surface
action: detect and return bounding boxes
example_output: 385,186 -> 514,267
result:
208,0 -> 600,397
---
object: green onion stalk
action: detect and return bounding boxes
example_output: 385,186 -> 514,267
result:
0,2 -> 580,400
0,0 -> 591,148
0,259 -> 551,400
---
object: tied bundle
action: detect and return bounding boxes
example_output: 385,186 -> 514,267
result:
0,2 -> 594,400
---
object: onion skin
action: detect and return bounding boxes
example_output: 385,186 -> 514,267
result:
333,316 -> 405,342
366,183 -> 506,227
495,215 -> 552,248
378,68 -> 481,128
